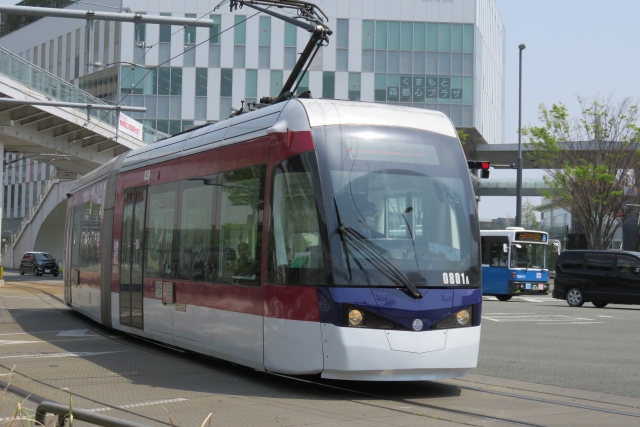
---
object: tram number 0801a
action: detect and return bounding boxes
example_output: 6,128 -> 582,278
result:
443,272 -> 470,285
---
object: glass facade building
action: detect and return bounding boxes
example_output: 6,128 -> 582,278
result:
0,0 -> 505,145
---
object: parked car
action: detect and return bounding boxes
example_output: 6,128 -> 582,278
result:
553,249 -> 640,307
19,252 -> 59,277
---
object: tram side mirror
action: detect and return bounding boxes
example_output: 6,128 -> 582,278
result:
503,243 -> 508,253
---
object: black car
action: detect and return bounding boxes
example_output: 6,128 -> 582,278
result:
19,252 -> 60,277
553,250 -> 640,307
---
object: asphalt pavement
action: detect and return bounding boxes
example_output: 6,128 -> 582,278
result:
1,274 -> 640,426
479,294 -> 640,398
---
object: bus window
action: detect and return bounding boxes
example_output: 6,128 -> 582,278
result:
490,243 -> 507,267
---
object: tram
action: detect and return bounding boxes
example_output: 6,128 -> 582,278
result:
64,98 -> 482,381
63,0 -> 481,381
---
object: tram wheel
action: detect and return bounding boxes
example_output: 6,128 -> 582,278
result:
566,288 -> 584,307
496,295 -> 512,302
592,301 -> 608,308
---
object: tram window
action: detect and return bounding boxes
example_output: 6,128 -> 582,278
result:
268,153 -> 329,285
145,183 -> 178,278
178,177 -> 217,282
79,198 -> 102,271
218,165 -> 266,285
71,203 -> 83,271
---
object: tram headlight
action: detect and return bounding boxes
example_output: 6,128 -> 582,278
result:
348,309 -> 363,326
432,306 -> 475,330
456,309 -> 470,326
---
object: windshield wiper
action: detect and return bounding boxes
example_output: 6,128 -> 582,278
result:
334,198 -> 353,281
338,223 -> 423,299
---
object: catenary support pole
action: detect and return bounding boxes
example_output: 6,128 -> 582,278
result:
515,43 -> 526,227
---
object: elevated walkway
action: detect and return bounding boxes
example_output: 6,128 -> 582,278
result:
0,46 -> 168,271
478,178 -> 549,196
0,46 -> 166,174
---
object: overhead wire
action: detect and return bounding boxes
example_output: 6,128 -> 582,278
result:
11,5 -> 274,165
36,7 -> 261,160
85,6 -> 265,136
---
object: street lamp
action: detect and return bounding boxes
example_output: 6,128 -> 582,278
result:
515,43 -> 526,227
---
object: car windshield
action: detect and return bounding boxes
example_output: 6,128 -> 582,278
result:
35,253 -> 54,261
313,125 -> 479,287
510,243 -> 547,269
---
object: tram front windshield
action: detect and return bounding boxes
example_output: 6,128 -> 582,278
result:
510,243 -> 548,269
313,125 -> 479,288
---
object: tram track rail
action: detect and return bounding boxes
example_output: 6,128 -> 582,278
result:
2,280 -> 640,426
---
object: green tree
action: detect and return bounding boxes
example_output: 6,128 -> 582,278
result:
522,199 -> 540,229
524,96 -> 640,249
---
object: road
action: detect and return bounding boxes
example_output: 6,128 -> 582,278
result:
1,273 -> 639,426
479,294 -> 640,399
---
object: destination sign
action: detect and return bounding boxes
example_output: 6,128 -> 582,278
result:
515,232 -> 548,243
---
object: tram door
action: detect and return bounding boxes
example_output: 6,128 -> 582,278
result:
120,188 -> 147,329
64,211 -> 74,305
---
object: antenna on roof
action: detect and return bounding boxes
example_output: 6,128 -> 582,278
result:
215,0 -> 332,106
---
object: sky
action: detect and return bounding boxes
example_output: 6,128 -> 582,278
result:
483,0 -> 640,220
1,0 -> 639,220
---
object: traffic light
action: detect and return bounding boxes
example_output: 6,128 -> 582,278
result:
467,160 -> 491,178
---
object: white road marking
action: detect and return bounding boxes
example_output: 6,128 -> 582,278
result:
597,315 -> 615,318
0,417 -> 31,422
0,330 -> 99,336
539,322 -> 605,325
57,329 -> 98,337
86,398 -> 188,413
0,337 -> 104,346
0,351 -> 129,360
0,340 -> 39,345
482,313 -> 600,324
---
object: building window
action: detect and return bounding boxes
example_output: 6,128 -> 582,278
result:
234,15 -> 246,68
322,71 -> 334,99
296,73 -> 308,96
348,73 -> 360,101
114,22 -> 121,63
65,32 -> 71,80
209,14 -> 221,68
270,70 -> 283,98
104,21 -> 111,65
258,16 -> 271,69
48,40 -> 53,73
284,22 -> 297,69
220,68 -> 233,119
245,69 -> 257,105
184,13 -> 197,67
195,68 -> 207,121
133,12 -> 146,65
336,19 -> 348,71
159,13 -> 172,64
93,21 -> 100,66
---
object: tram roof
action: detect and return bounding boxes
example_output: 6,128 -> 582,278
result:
72,99 -> 460,191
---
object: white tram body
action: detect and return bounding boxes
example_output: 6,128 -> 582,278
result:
65,99 -> 482,381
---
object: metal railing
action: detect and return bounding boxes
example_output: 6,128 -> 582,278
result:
35,401 -> 151,427
0,45 -> 170,142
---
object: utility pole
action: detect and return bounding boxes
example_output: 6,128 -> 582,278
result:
515,43 -> 526,227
